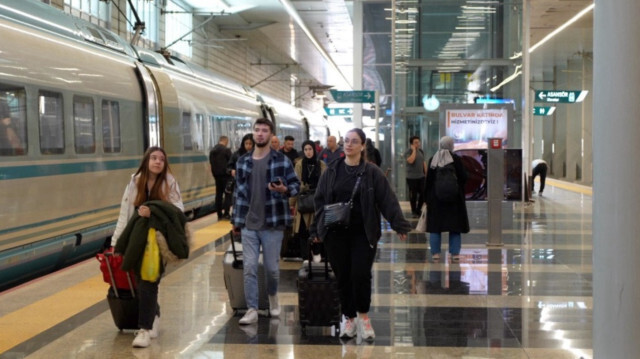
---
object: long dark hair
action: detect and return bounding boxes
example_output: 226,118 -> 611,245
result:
134,146 -> 171,206
238,133 -> 254,155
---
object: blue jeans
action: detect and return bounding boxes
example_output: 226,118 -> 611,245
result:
429,232 -> 461,255
241,228 -> 283,309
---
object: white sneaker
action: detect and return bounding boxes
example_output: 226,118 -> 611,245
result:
239,308 -> 258,324
149,315 -> 159,339
341,318 -> 357,338
132,329 -> 151,348
269,295 -> 280,317
357,317 -> 375,340
312,253 -> 322,263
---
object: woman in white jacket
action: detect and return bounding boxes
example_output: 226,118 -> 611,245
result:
111,146 -> 183,348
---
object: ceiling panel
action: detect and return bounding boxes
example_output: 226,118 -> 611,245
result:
180,0 -> 593,93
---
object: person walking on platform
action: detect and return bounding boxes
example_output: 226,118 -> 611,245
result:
312,128 -> 411,341
318,135 -> 345,164
405,136 -> 426,217
232,118 -> 300,325
365,138 -> 382,167
228,134 -> 254,178
270,135 -> 280,151
209,136 -> 232,220
424,136 -> 470,262
531,159 -> 548,195
291,140 -> 326,261
280,135 -> 299,164
111,147 -> 187,348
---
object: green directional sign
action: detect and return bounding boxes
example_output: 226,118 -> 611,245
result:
535,90 -> 588,103
330,90 -> 375,103
533,106 -> 556,116
324,108 -> 353,116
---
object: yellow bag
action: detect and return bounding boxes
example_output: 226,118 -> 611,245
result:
140,228 -> 160,282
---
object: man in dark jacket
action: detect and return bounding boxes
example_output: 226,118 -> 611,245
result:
209,136 -> 232,220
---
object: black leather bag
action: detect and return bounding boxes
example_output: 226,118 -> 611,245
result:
297,190 -> 316,214
323,173 -> 363,229
224,178 -> 235,194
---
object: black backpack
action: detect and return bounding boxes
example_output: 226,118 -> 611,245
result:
434,163 -> 459,202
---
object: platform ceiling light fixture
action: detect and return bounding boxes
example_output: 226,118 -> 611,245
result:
278,0 -> 351,89
492,3 -> 594,92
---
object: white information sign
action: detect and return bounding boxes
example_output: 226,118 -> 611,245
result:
445,109 -> 508,150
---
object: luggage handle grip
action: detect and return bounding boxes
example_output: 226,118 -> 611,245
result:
229,230 -> 243,269
307,239 -> 330,280
104,250 -> 136,298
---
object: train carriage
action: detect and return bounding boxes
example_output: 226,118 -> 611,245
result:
0,0 -> 328,290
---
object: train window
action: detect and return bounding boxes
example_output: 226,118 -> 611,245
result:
38,91 -> 65,155
194,114 -> 204,151
73,96 -> 95,154
102,100 -> 121,153
0,86 -> 27,156
182,112 -> 192,151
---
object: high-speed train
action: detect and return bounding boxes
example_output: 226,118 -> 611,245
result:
0,0 -> 328,290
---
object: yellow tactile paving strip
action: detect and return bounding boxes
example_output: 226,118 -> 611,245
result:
545,178 -> 593,196
0,220 -> 232,354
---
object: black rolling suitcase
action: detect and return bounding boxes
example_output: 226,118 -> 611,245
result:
103,251 -> 138,330
297,250 -> 341,334
222,231 -> 269,311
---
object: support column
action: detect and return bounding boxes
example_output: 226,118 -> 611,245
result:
566,59 -> 582,181
593,1 -> 640,357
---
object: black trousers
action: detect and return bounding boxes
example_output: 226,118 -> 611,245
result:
324,229 -> 377,319
214,175 -> 231,216
532,163 -> 548,193
136,275 -> 161,330
406,177 -> 425,214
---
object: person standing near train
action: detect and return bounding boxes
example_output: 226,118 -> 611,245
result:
232,118 -> 300,325
209,136 -> 232,220
312,128 -> 411,341
112,147 -> 187,348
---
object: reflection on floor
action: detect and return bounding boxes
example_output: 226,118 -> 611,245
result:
1,184 -> 593,359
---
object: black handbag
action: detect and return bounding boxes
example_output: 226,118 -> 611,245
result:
297,190 -> 316,213
224,178 -> 235,194
323,173 -> 363,229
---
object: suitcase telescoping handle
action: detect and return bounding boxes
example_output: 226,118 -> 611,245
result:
307,239 -> 330,280
229,230 -> 242,268
104,250 -> 136,298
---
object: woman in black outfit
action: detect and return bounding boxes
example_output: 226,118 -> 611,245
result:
313,128 -> 411,341
227,133 -> 254,178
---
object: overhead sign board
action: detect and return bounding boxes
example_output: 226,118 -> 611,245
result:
330,90 -> 375,103
533,106 -> 556,116
535,90 -> 588,103
324,108 -> 353,116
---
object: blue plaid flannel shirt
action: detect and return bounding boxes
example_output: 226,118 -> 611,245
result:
232,149 -> 300,229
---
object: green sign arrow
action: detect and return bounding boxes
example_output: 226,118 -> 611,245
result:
535,90 -> 588,103
324,108 -> 354,116
330,90 -> 375,103
533,106 -> 556,116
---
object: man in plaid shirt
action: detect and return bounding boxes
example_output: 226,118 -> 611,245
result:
232,117 -> 300,325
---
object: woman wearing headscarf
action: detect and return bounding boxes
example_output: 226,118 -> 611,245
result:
424,136 -> 470,262
291,140 -> 326,259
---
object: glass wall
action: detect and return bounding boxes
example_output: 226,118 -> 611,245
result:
362,0 -> 523,195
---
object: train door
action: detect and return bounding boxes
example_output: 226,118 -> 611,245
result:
302,117 -> 310,140
134,63 -> 161,148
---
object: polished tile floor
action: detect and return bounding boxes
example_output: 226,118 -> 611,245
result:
0,181 -> 592,358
